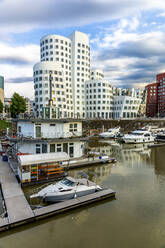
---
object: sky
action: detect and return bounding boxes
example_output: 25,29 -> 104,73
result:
1,0 -> 165,99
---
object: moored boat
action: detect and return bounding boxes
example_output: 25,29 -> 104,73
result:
30,176 -> 102,203
122,129 -> 155,144
155,132 -> 165,142
99,127 -> 120,138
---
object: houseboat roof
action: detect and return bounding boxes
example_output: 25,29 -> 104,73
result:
12,118 -> 82,124
18,152 -> 70,166
8,137 -> 86,143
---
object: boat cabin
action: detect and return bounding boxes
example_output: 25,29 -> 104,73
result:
15,119 -> 82,138
17,152 -> 69,184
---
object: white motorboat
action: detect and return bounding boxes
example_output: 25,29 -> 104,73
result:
122,129 -> 155,144
99,127 -> 120,138
155,132 -> 165,142
30,176 -> 102,203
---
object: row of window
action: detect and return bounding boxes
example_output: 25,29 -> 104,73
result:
86,100 -> 113,105
86,89 -> 112,93
87,106 -> 113,110
34,77 -> 63,82
77,43 -> 90,50
41,46 -> 71,52
86,95 -> 111,99
34,70 -> 62,76
86,83 -> 111,88
35,83 -> 69,89
41,52 -> 71,59
41,39 -> 71,46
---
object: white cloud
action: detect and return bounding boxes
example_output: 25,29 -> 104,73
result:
5,82 -> 34,99
0,0 -> 164,35
0,42 -> 39,99
91,25 -> 165,87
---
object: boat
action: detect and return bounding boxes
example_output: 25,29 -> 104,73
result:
155,132 -> 165,142
30,176 -> 102,203
99,127 -> 120,138
122,129 -> 155,144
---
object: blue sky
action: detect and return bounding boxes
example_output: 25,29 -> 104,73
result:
1,0 -> 165,99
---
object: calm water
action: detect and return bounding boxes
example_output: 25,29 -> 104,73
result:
1,141 -> 165,248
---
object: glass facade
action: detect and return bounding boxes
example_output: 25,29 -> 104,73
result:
0,76 -> 4,89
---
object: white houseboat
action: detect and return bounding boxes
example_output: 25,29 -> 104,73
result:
10,119 -> 85,158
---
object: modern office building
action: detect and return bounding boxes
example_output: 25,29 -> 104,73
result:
90,69 -> 104,80
0,76 -> 4,104
85,70 -> 143,119
145,81 -> 159,117
113,95 -> 141,119
85,78 -> 114,119
33,31 -> 90,118
157,72 -> 165,117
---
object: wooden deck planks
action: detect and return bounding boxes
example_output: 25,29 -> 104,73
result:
0,160 -> 34,226
34,188 -> 115,219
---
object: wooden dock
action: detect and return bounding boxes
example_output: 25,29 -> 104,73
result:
0,160 -> 34,228
62,157 -> 116,170
0,160 -> 115,233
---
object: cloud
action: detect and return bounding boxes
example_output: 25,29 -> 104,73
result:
1,0 -> 165,96
0,0 -> 165,34
7,77 -> 33,83
0,56 -> 30,65
0,42 -> 39,98
5,82 -> 34,99
91,28 -> 165,87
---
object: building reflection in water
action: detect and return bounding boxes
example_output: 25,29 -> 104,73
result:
89,141 -> 153,168
153,146 -> 165,184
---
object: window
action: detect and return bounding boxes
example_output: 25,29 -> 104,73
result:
50,144 -> 55,152
36,144 -> 41,154
69,123 -> 77,132
57,144 -> 62,152
18,126 -> 21,132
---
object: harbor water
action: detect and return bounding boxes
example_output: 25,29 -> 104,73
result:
1,141 -> 165,248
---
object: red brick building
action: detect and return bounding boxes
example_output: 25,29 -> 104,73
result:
157,72 -> 165,117
146,72 -> 165,117
145,82 -> 158,117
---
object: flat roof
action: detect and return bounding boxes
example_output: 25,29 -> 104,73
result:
12,118 -> 82,124
8,137 -> 86,143
18,152 -> 70,166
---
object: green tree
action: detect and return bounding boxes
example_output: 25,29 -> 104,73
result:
10,93 -> 26,118
0,99 -> 3,114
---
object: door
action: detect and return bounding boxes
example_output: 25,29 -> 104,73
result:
63,143 -> 68,154
36,126 -> 41,138
69,146 -> 74,157
42,144 -> 47,153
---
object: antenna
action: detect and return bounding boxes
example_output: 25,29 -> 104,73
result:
49,71 -> 53,107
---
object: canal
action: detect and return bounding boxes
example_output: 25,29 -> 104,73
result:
1,141 -> 165,248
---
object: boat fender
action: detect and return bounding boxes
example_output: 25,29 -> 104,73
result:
42,193 -> 47,202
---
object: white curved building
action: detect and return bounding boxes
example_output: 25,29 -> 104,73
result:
33,61 -> 73,118
34,31 -> 90,118
85,78 -> 114,119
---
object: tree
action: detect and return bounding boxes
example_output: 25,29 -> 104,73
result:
0,99 -> 3,114
10,93 -> 26,118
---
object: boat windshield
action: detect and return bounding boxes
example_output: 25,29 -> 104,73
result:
131,132 -> 144,136
61,178 -> 75,186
